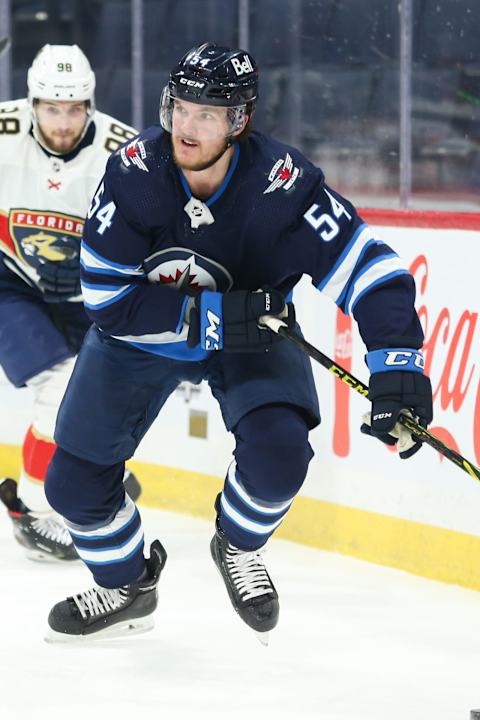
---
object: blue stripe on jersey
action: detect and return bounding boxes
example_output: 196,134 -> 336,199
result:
178,143 -> 240,206
176,295 -> 190,334
336,241 -> 384,308
316,222 -> 367,292
83,284 -> 136,310
81,281 -> 132,292
342,252 -> 397,313
82,240 -> 144,270
81,240 -> 145,277
206,144 -> 240,206
350,269 -> 411,316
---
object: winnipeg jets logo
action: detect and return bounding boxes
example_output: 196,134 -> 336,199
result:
263,153 -> 299,194
144,249 -> 233,295
120,139 -> 149,172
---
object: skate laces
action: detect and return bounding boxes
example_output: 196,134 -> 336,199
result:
226,545 -> 273,601
73,586 -> 129,620
30,514 -> 73,546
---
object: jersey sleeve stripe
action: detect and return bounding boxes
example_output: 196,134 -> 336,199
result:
317,224 -> 377,300
81,241 -> 145,276
342,252 -> 398,312
348,262 -> 410,316
82,283 -> 136,310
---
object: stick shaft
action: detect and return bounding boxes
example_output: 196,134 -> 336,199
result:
261,317 -> 480,482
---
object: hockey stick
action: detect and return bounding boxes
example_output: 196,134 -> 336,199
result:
260,316 -> 480,482
0,37 -> 10,58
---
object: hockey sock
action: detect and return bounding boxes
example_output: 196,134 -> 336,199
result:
17,425 -> 56,511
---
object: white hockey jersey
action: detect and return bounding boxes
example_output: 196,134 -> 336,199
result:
0,98 -> 136,294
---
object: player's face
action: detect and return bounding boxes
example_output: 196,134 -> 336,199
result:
35,100 -> 88,154
171,99 -> 233,171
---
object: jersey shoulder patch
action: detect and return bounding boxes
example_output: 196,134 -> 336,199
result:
112,124 -> 162,176
247,132 -> 322,198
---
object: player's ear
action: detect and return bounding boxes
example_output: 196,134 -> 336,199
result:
231,112 -> 249,139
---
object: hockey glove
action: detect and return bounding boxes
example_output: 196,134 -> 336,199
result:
37,257 -> 81,303
186,288 -> 295,352
360,348 -> 433,459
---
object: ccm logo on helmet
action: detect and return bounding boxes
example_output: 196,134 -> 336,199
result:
231,55 -> 254,76
179,77 -> 205,89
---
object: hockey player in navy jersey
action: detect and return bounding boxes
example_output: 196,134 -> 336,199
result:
45,42 -> 433,641
0,44 -> 141,562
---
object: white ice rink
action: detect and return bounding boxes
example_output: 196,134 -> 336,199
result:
2,506 -> 480,720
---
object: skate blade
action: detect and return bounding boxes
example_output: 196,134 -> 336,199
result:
255,631 -> 270,646
44,616 -> 154,644
24,548 -> 77,563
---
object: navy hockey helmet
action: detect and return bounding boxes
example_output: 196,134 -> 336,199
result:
160,42 -> 258,137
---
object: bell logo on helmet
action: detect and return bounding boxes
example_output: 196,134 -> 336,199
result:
231,55 -> 254,77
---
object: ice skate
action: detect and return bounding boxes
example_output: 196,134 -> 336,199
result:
211,497 -> 279,643
0,478 -> 78,562
46,539 -> 167,642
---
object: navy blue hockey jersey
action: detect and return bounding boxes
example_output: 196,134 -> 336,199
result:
81,128 -> 423,361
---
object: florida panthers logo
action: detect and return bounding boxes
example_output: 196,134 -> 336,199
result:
7,210 -> 83,269
144,248 -> 233,295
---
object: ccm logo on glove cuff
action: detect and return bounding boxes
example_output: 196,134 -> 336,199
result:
200,291 -> 223,350
367,348 -> 424,374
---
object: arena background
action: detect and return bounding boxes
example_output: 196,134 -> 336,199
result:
0,0 -> 479,588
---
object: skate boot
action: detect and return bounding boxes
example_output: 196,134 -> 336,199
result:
0,478 -> 78,562
210,496 -> 279,643
46,539 -> 167,642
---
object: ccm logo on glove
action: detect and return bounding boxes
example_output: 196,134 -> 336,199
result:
384,350 -> 424,370
367,347 -> 425,374
187,287 -> 295,353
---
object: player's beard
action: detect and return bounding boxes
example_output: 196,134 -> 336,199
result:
172,136 -> 230,171
37,127 -> 84,155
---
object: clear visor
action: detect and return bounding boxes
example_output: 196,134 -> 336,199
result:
159,88 -> 247,140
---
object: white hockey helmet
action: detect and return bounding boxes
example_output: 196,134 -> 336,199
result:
27,44 -> 96,111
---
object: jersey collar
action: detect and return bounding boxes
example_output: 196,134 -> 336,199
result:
177,142 -> 240,207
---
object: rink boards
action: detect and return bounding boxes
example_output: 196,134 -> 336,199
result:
0,213 -> 479,589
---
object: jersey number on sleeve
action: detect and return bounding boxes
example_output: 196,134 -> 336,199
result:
0,105 -> 20,134
87,182 -> 117,235
104,123 -> 136,153
304,189 -> 352,242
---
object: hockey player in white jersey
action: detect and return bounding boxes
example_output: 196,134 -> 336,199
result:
0,44 -> 140,561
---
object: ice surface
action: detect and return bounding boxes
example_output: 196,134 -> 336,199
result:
1,506 -> 480,720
